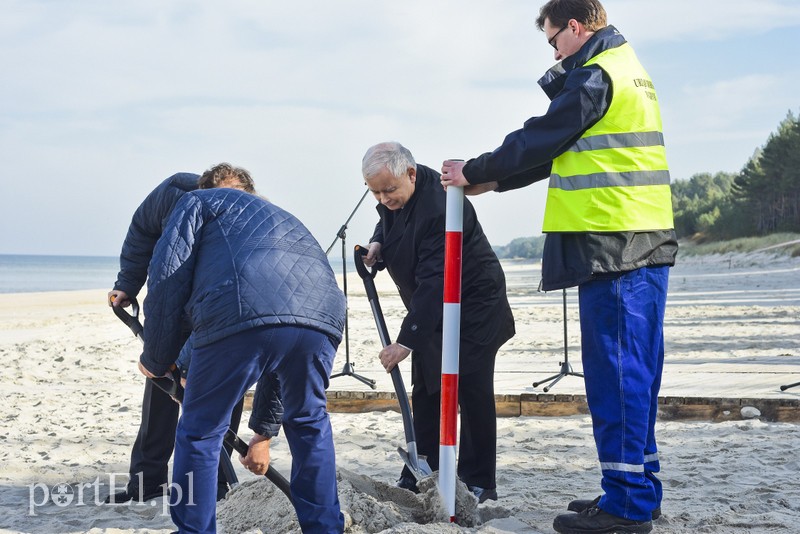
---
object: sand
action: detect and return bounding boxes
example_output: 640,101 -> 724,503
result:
1,252 -> 799,533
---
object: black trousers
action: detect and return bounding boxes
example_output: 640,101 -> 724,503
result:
126,378 -> 244,491
402,346 -> 498,489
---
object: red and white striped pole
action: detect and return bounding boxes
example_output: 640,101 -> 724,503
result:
440,182 -> 463,522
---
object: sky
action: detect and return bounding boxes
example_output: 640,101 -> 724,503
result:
2,0 -> 799,257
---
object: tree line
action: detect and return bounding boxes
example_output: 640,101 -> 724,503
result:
494,109 -> 800,259
673,110 -> 800,241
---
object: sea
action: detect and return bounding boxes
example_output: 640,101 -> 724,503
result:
0,254 -> 358,294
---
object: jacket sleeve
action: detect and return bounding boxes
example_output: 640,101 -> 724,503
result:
494,163 -> 553,192
140,194 -> 203,376
395,208 -> 446,352
370,220 -> 383,245
249,372 -> 284,437
463,66 -> 610,187
114,177 -> 192,297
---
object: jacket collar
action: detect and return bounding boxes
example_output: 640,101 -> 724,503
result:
537,25 -> 626,100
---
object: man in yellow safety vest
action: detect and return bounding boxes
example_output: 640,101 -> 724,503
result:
440,1 -> 677,532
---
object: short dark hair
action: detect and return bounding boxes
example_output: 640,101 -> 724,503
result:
536,0 -> 607,32
198,162 -> 256,193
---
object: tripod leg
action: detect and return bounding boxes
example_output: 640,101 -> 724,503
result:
328,224 -> 376,389
532,372 -> 565,388
330,362 -> 376,388
780,381 -> 800,391
532,289 -> 584,392
352,373 -> 377,388
542,373 -> 566,393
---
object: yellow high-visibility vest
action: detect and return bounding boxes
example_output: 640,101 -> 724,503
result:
542,43 -> 674,232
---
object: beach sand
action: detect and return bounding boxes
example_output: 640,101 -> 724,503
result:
1,253 -> 799,533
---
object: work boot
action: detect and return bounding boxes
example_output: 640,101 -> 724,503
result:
396,475 -> 419,494
568,496 -> 661,520
467,485 -> 498,503
104,485 -> 166,504
554,505 -> 652,534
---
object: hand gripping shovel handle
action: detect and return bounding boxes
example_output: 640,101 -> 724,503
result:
111,300 -> 182,400
112,298 -> 293,502
353,245 -> 432,479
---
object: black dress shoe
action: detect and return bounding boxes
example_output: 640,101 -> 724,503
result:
104,486 -> 166,504
396,475 -> 419,494
568,495 -> 661,520
554,506 -> 652,534
467,485 -> 498,503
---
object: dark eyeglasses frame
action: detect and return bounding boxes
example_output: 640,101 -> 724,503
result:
548,24 -> 569,50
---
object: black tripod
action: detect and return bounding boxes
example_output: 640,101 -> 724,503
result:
532,288 -> 584,392
326,189 -> 376,389
780,381 -> 800,391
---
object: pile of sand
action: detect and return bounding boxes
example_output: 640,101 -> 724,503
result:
217,468 -> 487,533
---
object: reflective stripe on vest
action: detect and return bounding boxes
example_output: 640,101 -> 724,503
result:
543,43 -> 674,233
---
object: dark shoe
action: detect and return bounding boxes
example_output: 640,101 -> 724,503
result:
569,496 -> 661,520
217,482 -> 230,502
396,475 -> 419,494
104,486 -> 165,504
554,506 -> 652,534
467,485 -> 498,503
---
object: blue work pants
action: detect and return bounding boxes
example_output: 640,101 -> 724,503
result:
169,325 -> 343,534
578,266 -> 668,522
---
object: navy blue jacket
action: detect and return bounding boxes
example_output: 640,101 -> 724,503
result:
141,188 -> 346,376
114,173 -> 199,297
462,27 -> 677,290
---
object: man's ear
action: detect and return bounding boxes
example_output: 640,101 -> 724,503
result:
408,167 -> 416,183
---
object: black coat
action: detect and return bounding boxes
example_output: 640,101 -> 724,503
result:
371,165 -> 515,390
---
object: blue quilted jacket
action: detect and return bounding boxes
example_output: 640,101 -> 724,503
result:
141,188 -> 346,376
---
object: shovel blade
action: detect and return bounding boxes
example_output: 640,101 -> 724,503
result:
397,446 -> 433,481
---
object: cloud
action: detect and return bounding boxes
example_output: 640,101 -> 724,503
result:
1,0 -> 799,254
608,0 -> 800,43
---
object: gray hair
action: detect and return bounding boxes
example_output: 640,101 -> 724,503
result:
362,142 -> 416,180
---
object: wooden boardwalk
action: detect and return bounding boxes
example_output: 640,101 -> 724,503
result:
248,253 -> 800,422
243,362 -> 800,422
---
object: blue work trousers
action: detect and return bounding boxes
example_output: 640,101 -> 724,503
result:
169,325 -> 343,534
578,265 -> 668,522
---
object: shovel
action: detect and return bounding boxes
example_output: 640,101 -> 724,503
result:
112,298 -> 293,503
353,245 -> 433,481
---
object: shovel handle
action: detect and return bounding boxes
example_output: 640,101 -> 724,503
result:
353,244 -> 377,280
353,245 -> 420,459
111,296 -> 144,338
224,430 -> 292,499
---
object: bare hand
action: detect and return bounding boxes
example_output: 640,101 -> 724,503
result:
240,434 -> 271,475
137,360 -> 157,379
108,289 -> 130,308
137,360 -> 172,380
364,242 -> 382,268
440,159 -> 470,189
379,343 -> 411,373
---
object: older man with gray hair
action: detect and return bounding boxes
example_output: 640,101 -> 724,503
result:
360,141 -> 515,502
